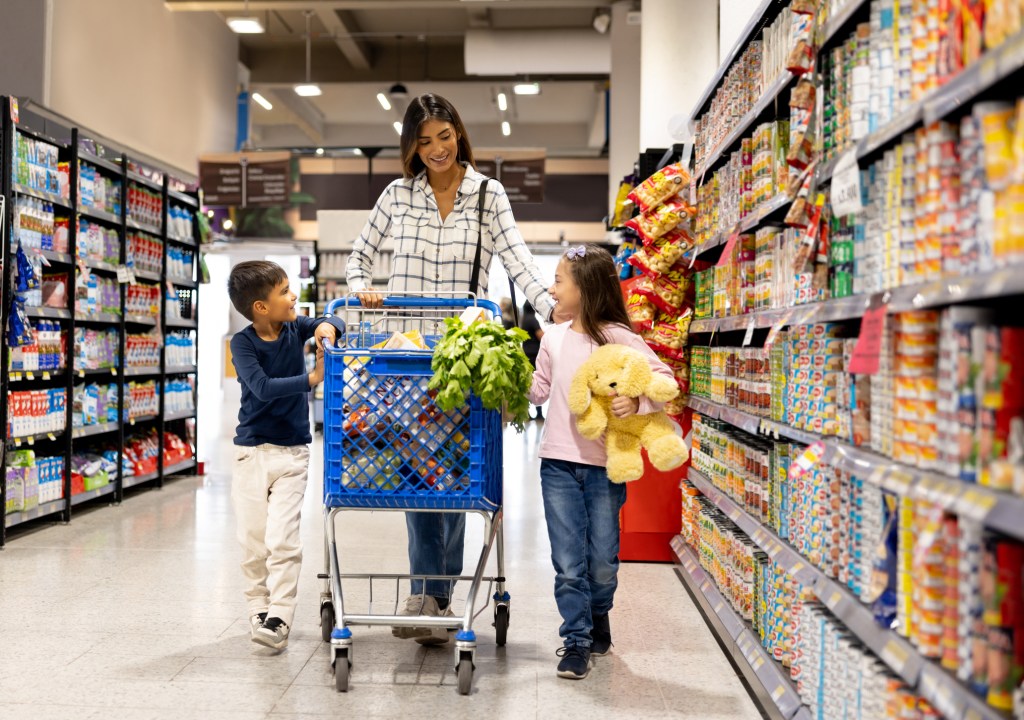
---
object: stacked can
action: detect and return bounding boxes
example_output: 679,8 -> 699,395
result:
853,155 -> 881,295
958,518 -> 985,685
870,314 -> 895,458
681,480 -> 702,548
785,323 -> 847,436
850,475 -> 886,602
771,441 -> 794,541
934,122 -> 963,278
980,536 -> 1024,711
737,346 -> 771,418
937,307 -> 992,482
957,112 -> 985,276
754,226 -> 777,312
892,311 -> 940,470
942,515 -> 961,671
895,0 -> 913,111
899,136 -> 918,288
690,346 -> 711,398
694,268 -> 714,320
908,500 -> 948,659
868,0 -> 895,133
830,208 -> 855,300
978,327 -> 1024,492
897,496 -> 916,639
770,333 -> 789,423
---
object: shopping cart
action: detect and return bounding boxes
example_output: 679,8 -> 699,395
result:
318,295 -> 510,695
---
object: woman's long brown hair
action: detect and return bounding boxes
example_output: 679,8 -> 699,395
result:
564,245 -> 633,347
399,94 -> 475,178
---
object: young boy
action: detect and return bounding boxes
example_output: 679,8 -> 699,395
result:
227,261 -> 344,650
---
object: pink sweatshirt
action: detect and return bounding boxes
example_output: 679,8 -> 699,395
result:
527,322 -> 678,466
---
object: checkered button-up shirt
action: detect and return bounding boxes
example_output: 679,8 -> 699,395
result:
346,164 -> 556,320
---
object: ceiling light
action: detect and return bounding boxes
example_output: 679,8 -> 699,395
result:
501,121 -> 511,137
315,147 -> 325,156
226,17 -> 265,34
376,92 -> 392,111
593,11 -> 611,34
294,84 -> 322,97
388,82 -> 409,102
497,92 -> 508,112
393,121 -> 403,135
223,219 -> 234,231
352,148 -> 364,156
251,92 -> 273,110
206,210 -> 215,218
513,83 -> 540,96
294,12 -> 321,98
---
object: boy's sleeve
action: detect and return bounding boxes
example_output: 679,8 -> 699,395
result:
295,314 -> 346,343
527,334 -> 553,406
231,332 -> 310,401
621,330 -> 676,415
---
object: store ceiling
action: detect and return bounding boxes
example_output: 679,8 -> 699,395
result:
164,0 -> 616,156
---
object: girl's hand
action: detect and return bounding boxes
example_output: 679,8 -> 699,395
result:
611,395 -> 640,418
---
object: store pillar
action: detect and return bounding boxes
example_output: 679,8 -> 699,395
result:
608,1 -> 642,214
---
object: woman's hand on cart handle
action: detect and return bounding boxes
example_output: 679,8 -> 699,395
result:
356,290 -> 385,309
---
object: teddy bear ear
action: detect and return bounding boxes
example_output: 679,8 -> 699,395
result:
568,364 -> 594,414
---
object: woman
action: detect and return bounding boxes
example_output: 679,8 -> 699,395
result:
519,302 -> 545,420
347,93 -> 564,645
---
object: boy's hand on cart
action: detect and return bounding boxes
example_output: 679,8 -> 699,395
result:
309,345 -> 325,387
611,395 -> 640,419
356,291 -> 385,309
315,322 -> 339,349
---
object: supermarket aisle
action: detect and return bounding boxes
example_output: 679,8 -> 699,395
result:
0,417 -> 764,720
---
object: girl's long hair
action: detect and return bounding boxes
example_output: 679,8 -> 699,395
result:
399,94 -> 475,178
564,245 -> 633,347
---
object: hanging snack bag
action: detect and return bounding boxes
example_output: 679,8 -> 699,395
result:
628,163 -> 692,214
627,234 -> 690,278
626,291 -> 656,332
625,198 -> 697,240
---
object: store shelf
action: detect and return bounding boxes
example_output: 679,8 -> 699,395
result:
165,317 -> 197,329
165,364 -> 197,374
123,366 -> 161,377
167,274 -> 197,288
167,188 -> 197,207
70,483 -> 115,506
16,247 -> 74,266
127,414 -> 158,425
25,306 -> 72,320
8,369 -> 65,383
686,468 -> 1008,719
79,205 -> 121,226
72,422 -> 120,440
122,470 -> 159,489
124,314 -> 158,327
127,170 -> 161,191
167,233 -> 197,247
689,264 -> 1024,334
75,311 -> 121,324
925,29 -> 1024,123
4,499 -> 65,529
163,409 -> 196,422
9,430 -> 65,447
15,124 -> 66,147
12,182 -> 72,210
126,217 -> 162,236
672,538 -> 805,720
132,269 -> 161,282
818,0 -> 870,49
164,459 -> 197,476
689,193 -> 795,261
79,150 -> 122,175
696,71 -> 797,180
74,367 -> 118,378
82,257 -> 120,273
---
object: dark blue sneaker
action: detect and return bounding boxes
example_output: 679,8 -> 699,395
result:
591,613 -> 612,656
556,644 -> 592,679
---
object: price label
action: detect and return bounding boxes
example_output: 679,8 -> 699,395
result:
117,265 -> 131,284
964,709 -> 982,720
830,149 -> 863,216
130,418 -> 136,426
111,368 -> 118,376
42,372 -> 50,380
742,317 -> 756,347
848,296 -> 887,374
956,487 -> 997,521
47,433 -> 55,441
980,55 -> 998,86
689,250 -> 698,269
14,439 -> 22,448
764,310 -> 794,349
716,231 -> 740,268
78,369 -> 85,378
771,686 -> 785,702
880,638 -> 910,674
714,600 -> 725,614
27,436 -> 34,446
753,657 -> 765,670
11,373 -> 21,382
26,372 -> 34,380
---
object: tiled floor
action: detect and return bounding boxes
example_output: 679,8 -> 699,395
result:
0,409 -> 765,719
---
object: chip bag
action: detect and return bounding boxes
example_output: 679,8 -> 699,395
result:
634,265 -> 691,314
625,199 -> 696,240
626,292 -> 656,332
628,163 -> 693,214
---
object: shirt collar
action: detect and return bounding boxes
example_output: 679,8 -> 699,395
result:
414,162 -> 485,203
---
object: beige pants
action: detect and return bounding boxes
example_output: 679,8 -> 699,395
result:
231,443 -> 310,627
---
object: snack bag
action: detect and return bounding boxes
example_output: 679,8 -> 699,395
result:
634,265 -> 691,314
628,163 -> 693,214
626,292 -> 656,332
643,310 -> 693,360
626,235 -> 690,278
611,180 -> 635,227
625,198 -> 697,240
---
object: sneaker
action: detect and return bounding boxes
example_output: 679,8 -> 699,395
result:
555,644 -> 592,679
392,594 -> 439,639
415,603 -> 454,646
253,617 -> 290,650
591,613 -> 612,656
249,612 -> 268,639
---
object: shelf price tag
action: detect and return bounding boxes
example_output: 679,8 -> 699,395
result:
831,149 -> 863,217
26,372 -> 34,380
742,317 -> 756,347
47,433 -> 55,441
956,487 -> 998,521
880,638 -> 910,675
42,372 -> 50,380
848,294 -> 888,375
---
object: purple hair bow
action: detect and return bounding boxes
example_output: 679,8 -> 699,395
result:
565,246 -> 586,260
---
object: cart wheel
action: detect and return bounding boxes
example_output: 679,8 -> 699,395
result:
493,604 -> 510,647
457,652 -> 473,695
320,604 -> 335,644
334,649 -> 350,692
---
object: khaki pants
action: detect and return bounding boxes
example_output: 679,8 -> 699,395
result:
231,443 -> 310,627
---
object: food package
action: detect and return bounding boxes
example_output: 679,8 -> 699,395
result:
626,292 -> 656,332
628,163 -> 692,214
625,198 -> 697,240
633,265 -> 691,314
626,235 -> 690,278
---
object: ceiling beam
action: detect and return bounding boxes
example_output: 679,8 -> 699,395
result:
166,1 -> 609,11
315,8 -> 373,71
265,89 -> 326,145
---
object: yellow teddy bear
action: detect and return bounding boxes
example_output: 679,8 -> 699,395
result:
568,343 -> 690,483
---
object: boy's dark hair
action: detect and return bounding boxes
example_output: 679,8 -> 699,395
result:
227,261 -> 288,321
563,245 -> 632,347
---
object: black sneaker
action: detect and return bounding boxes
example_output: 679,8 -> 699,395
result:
591,613 -> 612,656
555,644 -> 592,679
249,612 -> 268,639
253,617 -> 290,650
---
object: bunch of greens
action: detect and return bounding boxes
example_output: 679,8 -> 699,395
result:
429,317 -> 534,432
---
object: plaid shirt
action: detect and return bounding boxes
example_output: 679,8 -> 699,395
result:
346,164 -> 556,321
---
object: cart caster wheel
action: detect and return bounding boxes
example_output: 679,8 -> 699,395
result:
320,604 -> 335,644
456,651 -> 473,695
493,604 -> 510,647
334,649 -> 350,692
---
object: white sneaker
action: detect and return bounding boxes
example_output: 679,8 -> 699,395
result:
253,617 -> 290,650
249,612 -> 267,639
415,605 -> 455,646
392,594 -> 439,639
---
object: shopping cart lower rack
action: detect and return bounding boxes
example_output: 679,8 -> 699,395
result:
318,296 -> 510,695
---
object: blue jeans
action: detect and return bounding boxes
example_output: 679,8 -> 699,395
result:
540,459 -> 627,648
407,511 -> 465,602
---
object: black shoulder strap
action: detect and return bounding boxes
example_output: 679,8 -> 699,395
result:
470,178 -> 490,299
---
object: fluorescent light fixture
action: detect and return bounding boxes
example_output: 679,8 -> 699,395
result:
393,121 -> 403,135
513,82 -> 540,96
315,147 -> 325,156
294,84 -> 322,97
501,121 -> 511,137
497,92 -> 508,112
251,92 -> 273,110
376,92 -> 392,111
223,219 -> 234,231
227,16 -> 265,33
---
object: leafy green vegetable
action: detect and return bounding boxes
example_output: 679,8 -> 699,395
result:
429,317 -> 534,432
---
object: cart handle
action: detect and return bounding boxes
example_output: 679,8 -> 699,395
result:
324,296 -> 502,319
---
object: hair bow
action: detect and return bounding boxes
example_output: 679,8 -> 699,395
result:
565,246 -> 587,261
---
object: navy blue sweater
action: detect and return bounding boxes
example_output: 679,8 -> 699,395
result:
231,315 -> 344,447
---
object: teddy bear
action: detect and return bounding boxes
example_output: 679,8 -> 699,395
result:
568,343 -> 690,483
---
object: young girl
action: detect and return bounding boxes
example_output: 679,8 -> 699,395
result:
528,244 -> 677,680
